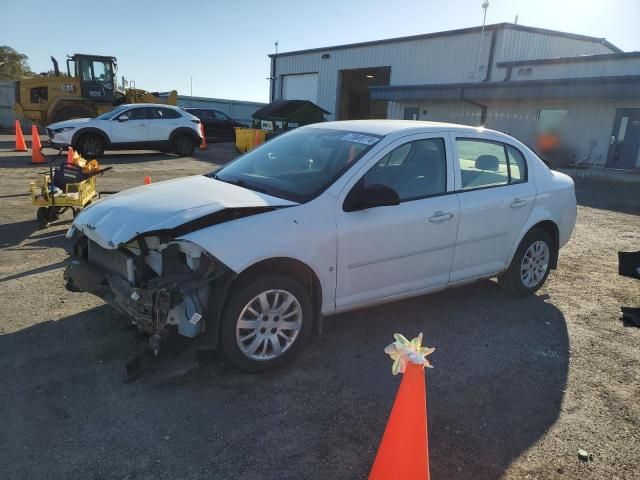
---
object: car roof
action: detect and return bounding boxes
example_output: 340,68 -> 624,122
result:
120,103 -> 179,109
307,119 -> 503,137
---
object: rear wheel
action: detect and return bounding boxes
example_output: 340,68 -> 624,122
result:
173,134 -> 195,157
219,274 -> 313,372
499,228 -> 554,296
76,133 -> 105,159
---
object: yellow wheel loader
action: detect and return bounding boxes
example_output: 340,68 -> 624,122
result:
14,54 -> 177,125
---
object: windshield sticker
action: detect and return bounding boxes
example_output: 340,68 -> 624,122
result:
341,133 -> 380,145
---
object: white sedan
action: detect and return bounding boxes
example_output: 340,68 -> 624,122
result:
64,121 -> 577,371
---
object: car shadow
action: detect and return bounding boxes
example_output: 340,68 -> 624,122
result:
0,279 -> 568,479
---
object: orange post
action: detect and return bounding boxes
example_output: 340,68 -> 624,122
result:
14,120 -> 28,152
199,123 -> 208,150
31,125 -> 46,163
66,146 -> 75,165
369,363 -> 430,480
144,176 -> 152,185
254,129 -> 262,148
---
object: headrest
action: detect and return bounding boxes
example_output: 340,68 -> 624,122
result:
475,154 -> 499,171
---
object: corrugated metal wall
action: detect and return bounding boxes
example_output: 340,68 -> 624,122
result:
389,98 -> 640,167
174,96 -> 265,125
274,25 -> 616,120
503,57 -> 640,82
274,30 -> 494,119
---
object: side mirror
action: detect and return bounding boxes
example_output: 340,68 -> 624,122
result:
344,183 -> 400,212
117,115 -> 129,122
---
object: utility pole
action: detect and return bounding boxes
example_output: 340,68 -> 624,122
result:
190,76 -> 193,107
475,1 -> 490,77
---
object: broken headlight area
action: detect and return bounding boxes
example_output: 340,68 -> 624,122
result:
64,234 -> 230,347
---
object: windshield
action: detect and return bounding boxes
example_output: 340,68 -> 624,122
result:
211,128 -> 382,202
96,105 -> 128,120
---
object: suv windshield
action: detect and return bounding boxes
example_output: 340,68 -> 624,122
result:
211,128 -> 382,202
96,105 -> 128,120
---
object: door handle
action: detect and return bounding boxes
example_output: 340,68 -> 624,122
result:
511,198 -> 527,208
429,211 -> 453,223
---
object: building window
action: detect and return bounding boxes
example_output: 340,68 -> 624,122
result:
30,87 -> 48,103
537,110 -> 568,133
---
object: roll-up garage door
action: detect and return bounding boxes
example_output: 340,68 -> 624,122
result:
282,73 -> 319,103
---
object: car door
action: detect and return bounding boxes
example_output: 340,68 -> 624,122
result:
148,107 -> 183,142
450,134 -> 536,282
335,134 -> 459,309
213,110 -> 236,139
109,107 -> 149,144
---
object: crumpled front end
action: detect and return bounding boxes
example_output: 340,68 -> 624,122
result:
64,232 -> 232,346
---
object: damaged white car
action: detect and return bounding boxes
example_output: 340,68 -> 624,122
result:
64,120 -> 577,372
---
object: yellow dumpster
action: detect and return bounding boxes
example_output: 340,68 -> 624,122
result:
234,127 -> 267,153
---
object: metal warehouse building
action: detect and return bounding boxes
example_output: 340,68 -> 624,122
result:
269,23 -> 640,169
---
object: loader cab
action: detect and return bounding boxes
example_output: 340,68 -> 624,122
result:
67,54 -> 117,104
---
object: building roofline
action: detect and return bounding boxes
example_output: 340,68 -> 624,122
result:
270,22 -> 621,58
496,51 -> 640,67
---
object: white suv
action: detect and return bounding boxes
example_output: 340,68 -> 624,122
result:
47,104 -> 203,158
64,121 -> 577,372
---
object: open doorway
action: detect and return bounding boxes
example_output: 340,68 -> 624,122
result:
337,67 -> 390,120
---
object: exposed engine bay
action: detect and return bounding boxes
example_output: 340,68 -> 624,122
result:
64,233 -> 232,354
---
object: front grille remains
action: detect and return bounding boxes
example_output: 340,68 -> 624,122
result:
87,240 -> 134,283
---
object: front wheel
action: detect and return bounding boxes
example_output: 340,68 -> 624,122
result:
499,228 -> 554,296
219,274 -> 313,372
76,133 -> 105,159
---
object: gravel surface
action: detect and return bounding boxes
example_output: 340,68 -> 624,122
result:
0,136 -> 639,479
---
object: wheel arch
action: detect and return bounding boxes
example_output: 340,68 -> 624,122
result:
48,98 -> 96,124
169,127 -> 200,145
510,219 -> 560,270
71,127 -> 110,148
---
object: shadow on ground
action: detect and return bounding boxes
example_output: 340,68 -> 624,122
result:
0,280 -> 568,479
574,177 -> 640,215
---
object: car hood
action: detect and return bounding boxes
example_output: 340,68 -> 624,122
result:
49,118 -> 93,130
72,175 -> 297,249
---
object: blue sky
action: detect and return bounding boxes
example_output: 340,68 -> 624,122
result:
4,0 -> 639,103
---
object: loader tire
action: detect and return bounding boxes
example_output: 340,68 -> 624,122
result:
52,105 -> 95,124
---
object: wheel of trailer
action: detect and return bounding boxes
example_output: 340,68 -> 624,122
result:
219,274 -> 313,372
36,206 -> 59,229
76,133 -> 105,159
499,228 -> 554,296
51,105 -> 95,124
173,134 -> 195,157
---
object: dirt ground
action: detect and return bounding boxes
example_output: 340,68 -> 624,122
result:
0,134 -> 639,480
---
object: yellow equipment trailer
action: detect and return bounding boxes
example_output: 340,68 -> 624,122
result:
14,54 -> 177,126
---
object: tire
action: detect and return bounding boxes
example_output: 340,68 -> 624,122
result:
52,105 -> 95,124
499,228 -> 554,296
173,134 -> 195,157
76,133 -> 106,159
219,274 -> 313,372
36,207 -> 49,229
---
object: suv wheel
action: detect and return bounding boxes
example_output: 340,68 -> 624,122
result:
76,133 -> 105,159
173,133 -> 195,157
499,228 -> 554,296
219,274 -> 313,372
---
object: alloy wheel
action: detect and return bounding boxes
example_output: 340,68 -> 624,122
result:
235,289 -> 303,361
520,240 -> 550,288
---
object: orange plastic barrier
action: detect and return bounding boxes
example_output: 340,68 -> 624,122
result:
199,123 -> 208,150
14,120 -> 28,152
369,363 -> 430,480
31,125 -> 46,164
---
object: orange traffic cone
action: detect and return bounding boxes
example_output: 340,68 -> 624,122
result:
370,333 -> 434,480
199,124 -> 208,150
31,125 -> 46,164
254,129 -> 262,148
66,146 -> 75,165
144,176 -> 152,185
14,120 -> 28,152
